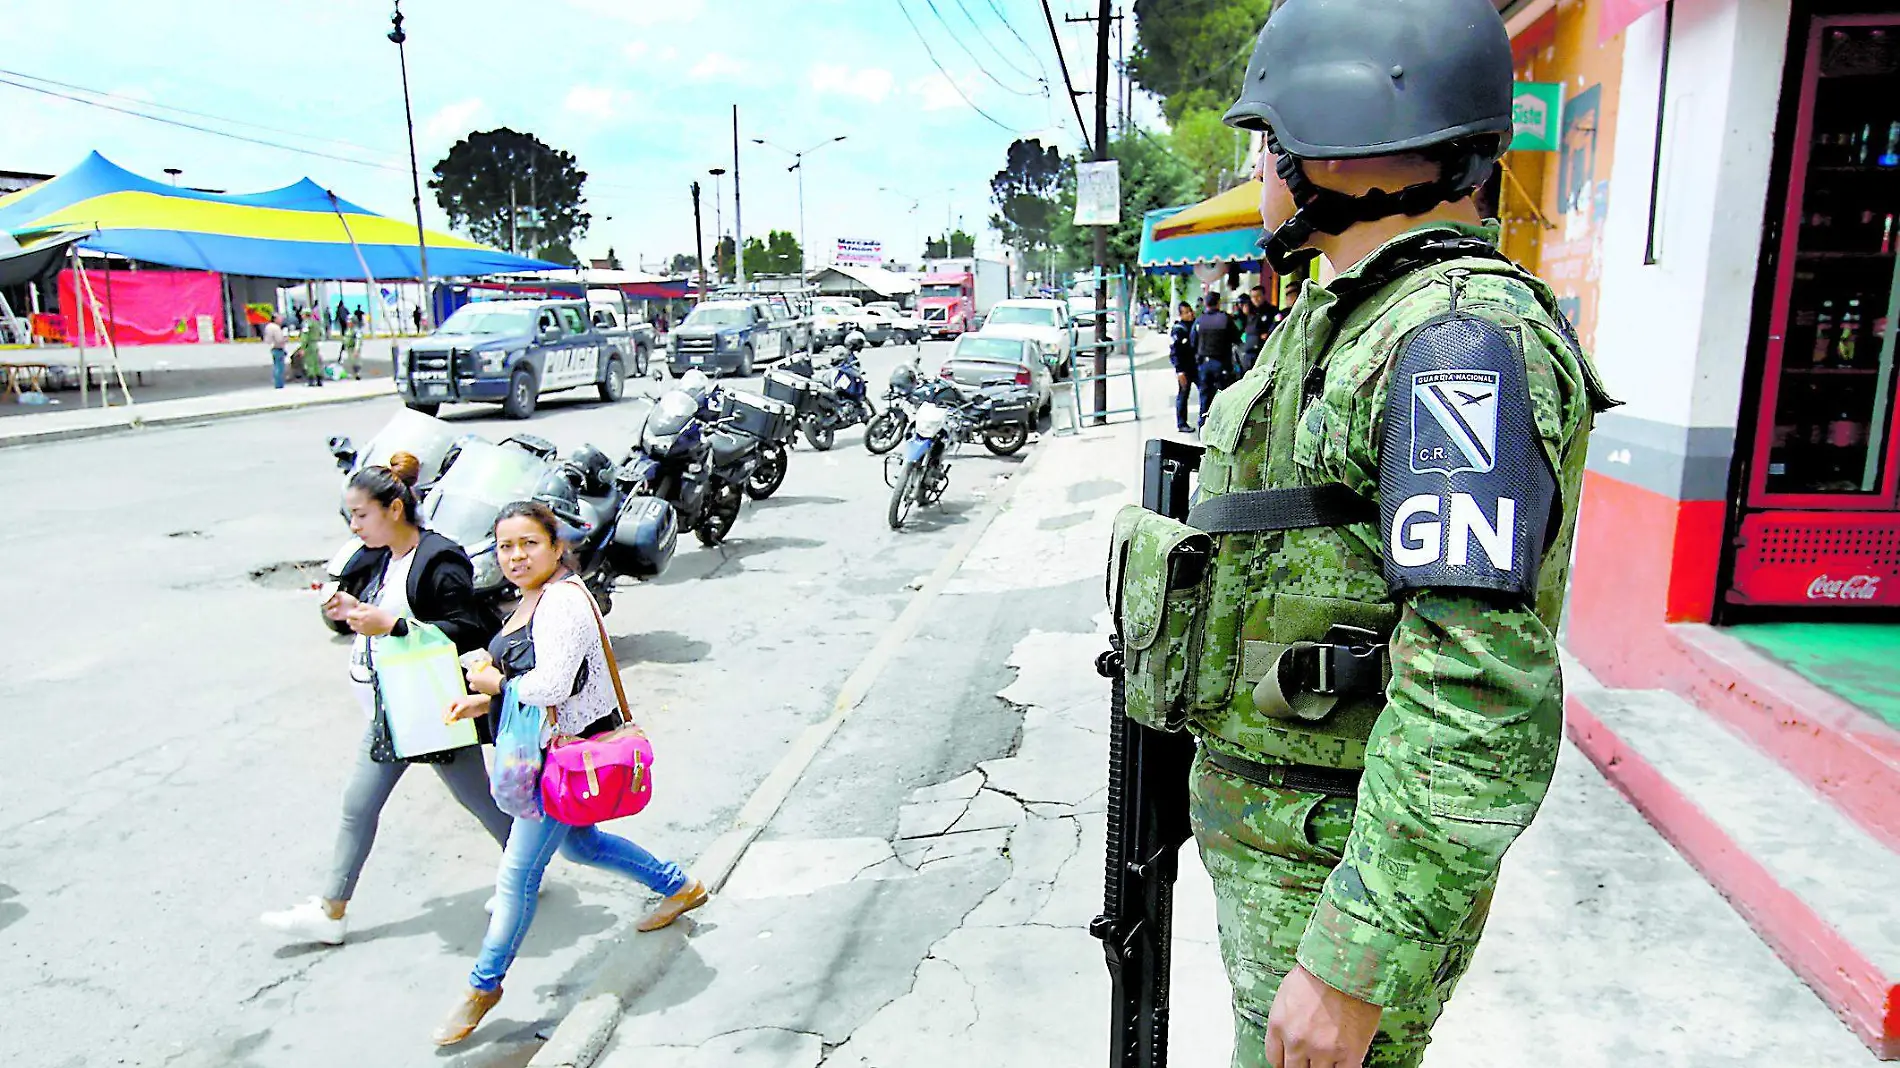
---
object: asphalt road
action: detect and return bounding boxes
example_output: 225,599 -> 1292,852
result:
0,340 -> 1035,1067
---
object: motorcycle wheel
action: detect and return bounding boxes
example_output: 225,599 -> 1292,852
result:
802,415 -> 836,451
695,484 -> 742,546
982,422 -> 1029,456
887,460 -> 920,530
746,444 -> 788,499
864,410 -> 906,455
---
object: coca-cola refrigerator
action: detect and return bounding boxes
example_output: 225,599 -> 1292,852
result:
1729,14 -> 1900,611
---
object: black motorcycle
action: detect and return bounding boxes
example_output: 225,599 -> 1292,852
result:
622,386 -> 795,547
779,348 -> 876,452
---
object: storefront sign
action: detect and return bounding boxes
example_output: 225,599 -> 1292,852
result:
834,238 -> 882,266
1512,82 -> 1564,152
1075,160 -> 1123,226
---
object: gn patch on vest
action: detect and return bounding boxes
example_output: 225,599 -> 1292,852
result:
1378,314 -> 1555,600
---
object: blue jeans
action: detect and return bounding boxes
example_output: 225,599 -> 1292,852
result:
270,348 -> 287,389
469,814 -> 688,991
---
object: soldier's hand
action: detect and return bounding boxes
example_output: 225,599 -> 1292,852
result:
1264,965 -> 1382,1068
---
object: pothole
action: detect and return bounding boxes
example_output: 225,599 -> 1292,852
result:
250,560 -> 330,591
167,529 -> 209,539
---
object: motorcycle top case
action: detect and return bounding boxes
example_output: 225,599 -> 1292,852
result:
720,390 -> 797,443
978,385 -> 1034,428
762,370 -> 822,417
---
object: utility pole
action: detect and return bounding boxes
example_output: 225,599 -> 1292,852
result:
1090,0 -> 1112,422
691,181 -> 706,304
388,1 -> 432,328
732,105 -> 746,284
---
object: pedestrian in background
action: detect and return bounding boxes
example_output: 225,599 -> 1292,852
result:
354,307 -> 367,333
260,455 -> 509,948
1189,291 -> 1242,429
342,317 -> 363,380
1241,283 -> 1276,374
1169,301 -> 1197,433
262,313 -> 289,389
412,306 -> 424,335
298,312 -> 324,387
436,501 -> 706,1047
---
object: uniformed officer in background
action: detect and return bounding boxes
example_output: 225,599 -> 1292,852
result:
1182,0 -> 1616,1065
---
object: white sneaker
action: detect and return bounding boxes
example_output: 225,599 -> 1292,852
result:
260,897 -> 347,945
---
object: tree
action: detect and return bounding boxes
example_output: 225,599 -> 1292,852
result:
922,230 -> 977,259
741,230 -> 803,275
430,128 -> 590,254
1052,130 -> 1199,273
714,235 -> 736,281
1171,106 -> 1252,198
667,253 -> 697,275
989,139 -> 1070,261
538,241 -> 581,267
1128,0 -> 1271,124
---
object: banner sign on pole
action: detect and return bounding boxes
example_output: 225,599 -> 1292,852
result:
834,238 -> 883,266
1512,83 -> 1564,152
1074,161 -> 1123,226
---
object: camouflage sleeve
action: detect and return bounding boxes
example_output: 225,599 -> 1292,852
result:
1294,592 -> 1561,1005
1292,298 -> 1571,1006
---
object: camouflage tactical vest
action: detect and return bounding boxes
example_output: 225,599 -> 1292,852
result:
1179,226 -> 1607,771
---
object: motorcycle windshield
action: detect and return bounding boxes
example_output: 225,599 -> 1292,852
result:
645,391 -> 700,440
420,440 -> 548,547
357,409 -> 462,485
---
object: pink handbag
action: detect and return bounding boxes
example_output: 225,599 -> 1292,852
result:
539,581 -> 655,826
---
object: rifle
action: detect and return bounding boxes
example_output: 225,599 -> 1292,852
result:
1091,438 -> 1204,1068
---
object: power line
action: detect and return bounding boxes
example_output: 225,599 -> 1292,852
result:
923,0 -> 1043,97
1040,0 -> 1094,155
985,0 -> 1052,76
0,73 -> 403,173
894,0 -> 1027,134
951,0 -> 1040,85
0,66 -> 400,161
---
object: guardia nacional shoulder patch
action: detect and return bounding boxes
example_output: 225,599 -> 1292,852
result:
1410,369 -> 1499,476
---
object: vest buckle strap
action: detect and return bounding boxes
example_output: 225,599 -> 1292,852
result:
1244,625 -> 1388,722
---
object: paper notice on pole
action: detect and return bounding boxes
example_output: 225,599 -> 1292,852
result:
1074,160 -> 1122,226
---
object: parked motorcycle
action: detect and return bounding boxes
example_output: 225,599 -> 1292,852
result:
622,385 -> 795,547
863,362 -> 1031,458
885,399 -> 963,530
798,347 -> 876,451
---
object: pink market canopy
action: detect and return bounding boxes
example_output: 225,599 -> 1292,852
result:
0,152 -> 560,280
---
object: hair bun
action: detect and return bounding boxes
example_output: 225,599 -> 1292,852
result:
387,451 -> 422,487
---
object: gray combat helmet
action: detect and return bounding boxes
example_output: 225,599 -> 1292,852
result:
1223,0 -> 1515,159
1223,0 -> 1515,272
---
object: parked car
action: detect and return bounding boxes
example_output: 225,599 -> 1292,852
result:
859,305 -> 919,345
929,333 -> 1054,417
396,299 -> 629,419
810,297 -> 868,347
866,301 -> 925,344
977,298 -> 1074,381
588,302 -> 657,376
667,299 -> 798,377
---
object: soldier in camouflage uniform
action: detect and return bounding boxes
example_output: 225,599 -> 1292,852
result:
1182,2 -> 1616,1065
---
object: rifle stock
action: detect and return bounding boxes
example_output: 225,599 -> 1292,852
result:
1091,439 -> 1203,1068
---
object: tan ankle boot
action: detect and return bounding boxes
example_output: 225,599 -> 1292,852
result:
432,985 -> 502,1047
636,879 -> 708,932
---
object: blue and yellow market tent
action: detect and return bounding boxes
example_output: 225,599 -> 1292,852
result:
1138,204 -> 1263,275
0,152 -> 558,280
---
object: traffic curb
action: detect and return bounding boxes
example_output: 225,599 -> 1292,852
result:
524,426 -> 1071,1068
0,382 -> 394,450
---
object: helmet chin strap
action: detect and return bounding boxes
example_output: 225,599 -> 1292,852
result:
1260,131 -> 1493,275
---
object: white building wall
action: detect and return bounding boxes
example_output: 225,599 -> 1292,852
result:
1592,0 -> 1793,432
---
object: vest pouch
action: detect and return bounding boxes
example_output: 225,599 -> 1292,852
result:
1109,505 -> 1212,732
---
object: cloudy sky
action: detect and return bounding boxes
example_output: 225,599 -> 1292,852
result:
3,0 -> 1156,269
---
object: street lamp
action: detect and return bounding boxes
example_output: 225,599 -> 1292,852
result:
163,167 -> 182,187
878,186 -> 921,266
388,1 -> 432,329
708,167 -> 727,280
750,135 -> 846,279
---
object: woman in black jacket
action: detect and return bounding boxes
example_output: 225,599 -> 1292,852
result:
260,453 -> 510,947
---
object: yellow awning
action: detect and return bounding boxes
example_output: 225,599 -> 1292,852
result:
1153,180 -> 1263,241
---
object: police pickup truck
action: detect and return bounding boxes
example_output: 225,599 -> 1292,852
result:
397,299 -> 630,419
666,298 -> 799,377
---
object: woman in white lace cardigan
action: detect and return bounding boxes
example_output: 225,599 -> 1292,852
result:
435,501 -> 706,1046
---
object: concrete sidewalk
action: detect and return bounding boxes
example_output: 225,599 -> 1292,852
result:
0,377 -> 393,449
580,375 -> 1879,1067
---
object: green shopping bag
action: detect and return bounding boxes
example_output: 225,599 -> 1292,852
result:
371,622 -> 479,759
